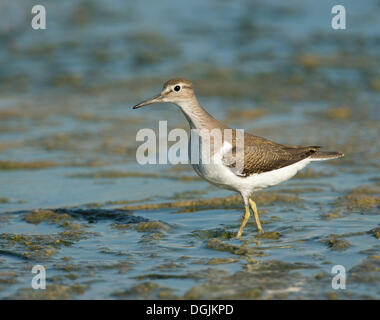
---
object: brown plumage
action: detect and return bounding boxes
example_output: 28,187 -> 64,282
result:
163,78 -> 193,89
223,131 -> 343,176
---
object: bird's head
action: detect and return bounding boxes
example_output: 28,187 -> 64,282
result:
133,78 -> 195,109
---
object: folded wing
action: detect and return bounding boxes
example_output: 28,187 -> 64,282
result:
222,132 -> 322,177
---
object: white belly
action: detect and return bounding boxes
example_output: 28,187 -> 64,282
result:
191,141 -> 311,198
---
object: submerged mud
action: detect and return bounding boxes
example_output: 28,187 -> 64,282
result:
0,0 -> 380,299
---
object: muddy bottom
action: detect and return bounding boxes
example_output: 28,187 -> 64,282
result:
1,0 -> 380,299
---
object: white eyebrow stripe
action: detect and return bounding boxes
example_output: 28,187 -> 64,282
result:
176,84 -> 192,90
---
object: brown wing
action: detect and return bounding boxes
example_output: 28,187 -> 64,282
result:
222,132 -> 320,177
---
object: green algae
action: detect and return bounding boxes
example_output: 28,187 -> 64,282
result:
226,108 -> 267,123
102,260 -> 132,274
70,170 -> 200,181
314,271 -> 326,280
0,160 -> 57,170
351,186 -> 380,195
294,168 -> 333,179
60,222 -> 86,231
369,228 -> 380,239
49,208 -> 145,224
157,288 -> 177,299
323,235 -> 352,251
0,230 -> 96,260
326,292 -> 339,300
0,158 -> 107,171
120,196 -> 241,211
343,194 -> 380,211
130,31 -> 181,66
206,238 -> 265,257
139,233 -> 166,243
0,141 -> 22,152
120,192 -> 302,212
370,78 -> 380,91
83,202 -> 103,209
135,221 -> 170,232
57,263 -> 82,273
0,271 -> 18,285
192,229 -> 235,240
51,73 -> 84,88
98,247 -> 127,257
135,273 -> 192,281
0,197 -> 9,204
68,0 -> 111,26
65,273 -> 78,280
112,282 -> 173,299
157,262 -> 185,270
244,260 -> 317,273
296,53 -> 325,71
334,186 -> 380,211
257,231 -> 281,240
106,198 -> 152,206
24,209 -> 72,225
12,283 -> 87,300
0,108 -> 27,120
170,190 -> 206,200
320,210 -> 344,220
325,107 -> 353,120
23,210 -> 90,231
207,258 -> 238,265
111,223 -> 129,230
350,256 -> 380,283
72,170 -> 156,179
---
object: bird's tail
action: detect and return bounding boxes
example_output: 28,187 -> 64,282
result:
309,150 -> 344,161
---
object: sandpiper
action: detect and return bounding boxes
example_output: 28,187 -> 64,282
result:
133,78 -> 344,238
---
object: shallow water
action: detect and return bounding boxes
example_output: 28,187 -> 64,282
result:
0,0 -> 380,299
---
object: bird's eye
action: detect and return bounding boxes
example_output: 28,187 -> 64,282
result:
174,85 -> 181,92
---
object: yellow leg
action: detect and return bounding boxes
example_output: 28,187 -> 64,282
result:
236,205 -> 250,238
249,198 -> 264,234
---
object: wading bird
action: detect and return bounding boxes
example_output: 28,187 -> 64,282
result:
133,78 -> 343,238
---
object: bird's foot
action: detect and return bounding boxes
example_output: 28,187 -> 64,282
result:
236,226 -> 264,240
257,227 -> 264,235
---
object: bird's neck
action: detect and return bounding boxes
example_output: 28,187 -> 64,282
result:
177,98 -> 228,131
